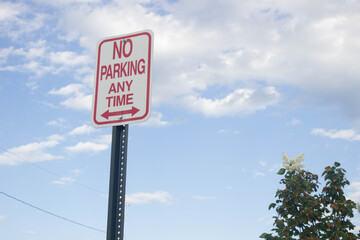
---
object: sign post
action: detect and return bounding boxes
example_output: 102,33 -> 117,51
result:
107,125 -> 128,240
91,30 -> 153,240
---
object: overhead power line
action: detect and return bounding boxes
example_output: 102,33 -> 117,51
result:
0,190 -> 106,233
0,146 -> 106,195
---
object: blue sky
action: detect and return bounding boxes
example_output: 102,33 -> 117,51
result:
1,0 -> 360,239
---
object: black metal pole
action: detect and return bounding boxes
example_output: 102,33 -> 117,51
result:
107,125 -> 128,240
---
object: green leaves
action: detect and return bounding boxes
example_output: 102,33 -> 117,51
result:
259,233 -> 268,238
259,233 -> 275,239
277,168 -> 286,175
263,160 -> 360,239
319,162 -> 359,239
268,203 -> 276,210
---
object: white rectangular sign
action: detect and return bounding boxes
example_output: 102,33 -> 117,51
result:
91,30 -> 153,127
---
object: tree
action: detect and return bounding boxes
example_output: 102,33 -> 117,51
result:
260,153 -> 360,240
320,162 -> 358,239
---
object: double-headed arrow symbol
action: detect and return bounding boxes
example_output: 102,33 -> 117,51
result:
101,107 -> 140,120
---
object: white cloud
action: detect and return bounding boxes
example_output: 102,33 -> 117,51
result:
49,84 -> 92,111
26,81 -> 38,91
1,59 -> 52,77
68,124 -> 95,135
54,0 -> 360,122
71,169 -> 81,176
49,84 -> 84,96
57,94 -> 92,111
355,226 -> 360,236
0,135 -> 64,165
24,60 -> 53,77
192,195 -> 217,200
269,164 -> 282,172
47,118 -> 66,127
216,129 -> 240,134
49,51 -> 90,66
34,0 -> 101,7
217,129 -> 230,134
25,230 -> 37,235
348,181 -> 360,202
311,128 -> 360,141
0,215 -> 7,222
1,40 -> 91,78
52,176 -> 75,185
0,2 -> 46,40
0,2 -> 24,21
77,72 -> 94,87
291,118 -> 302,126
139,112 -> 169,127
65,134 -> 110,153
65,141 -> 108,153
0,47 -> 13,64
95,134 -> 112,145
254,170 -> 266,178
259,161 -> 267,167
3,0 -> 360,122
182,87 -> 280,117
13,40 -> 47,59
126,191 -> 172,205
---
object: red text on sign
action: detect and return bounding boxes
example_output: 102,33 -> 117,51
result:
113,39 -> 133,59
106,94 -> 134,107
108,80 -> 133,94
100,59 -> 145,80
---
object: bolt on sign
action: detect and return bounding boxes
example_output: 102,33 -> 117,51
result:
91,30 -> 153,127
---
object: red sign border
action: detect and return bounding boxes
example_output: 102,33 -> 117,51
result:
92,31 -> 153,126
